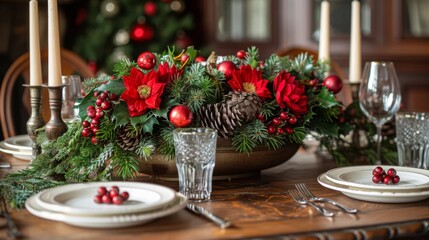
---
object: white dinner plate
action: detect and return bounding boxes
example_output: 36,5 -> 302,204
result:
326,165 -> 429,191
318,173 -> 429,203
36,182 -> 177,216
26,192 -> 187,228
4,135 -> 32,151
0,141 -> 32,161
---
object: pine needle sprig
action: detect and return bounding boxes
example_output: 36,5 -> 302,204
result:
157,125 -> 175,159
135,136 -> 156,160
262,54 -> 283,80
264,134 -> 286,151
112,58 -> 138,78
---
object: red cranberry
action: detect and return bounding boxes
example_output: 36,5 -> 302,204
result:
94,195 -> 103,204
284,126 -> 294,135
276,128 -> 284,135
373,166 -> 384,176
95,98 -> 103,106
97,186 -> 107,196
181,54 -> 189,63
112,195 -> 124,205
372,175 -> 382,184
387,168 -> 397,177
392,175 -> 400,184
101,101 -> 112,110
102,194 -> 112,204
109,93 -> 118,101
110,190 -> 119,198
111,186 -> 120,193
121,191 -> 129,201
267,125 -> 276,134
383,175 -> 393,185
87,109 -> 96,119
99,92 -> 109,100
82,128 -> 92,138
91,136 -> 99,144
82,120 -> 90,128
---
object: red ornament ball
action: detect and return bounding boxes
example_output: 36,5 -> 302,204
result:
195,56 -> 206,63
137,52 -> 156,70
169,105 -> 193,128
217,61 -> 237,80
144,1 -> 157,16
130,23 -> 154,42
236,50 -> 246,59
323,75 -> 343,94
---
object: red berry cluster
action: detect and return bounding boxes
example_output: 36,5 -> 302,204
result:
94,186 -> 130,205
81,90 -> 117,144
372,166 -> 400,185
258,111 -> 296,135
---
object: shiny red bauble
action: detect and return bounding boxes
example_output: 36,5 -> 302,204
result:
137,52 -> 156,70
323,75 -> 343,94
144,1 -> 157,16
130,23 -> 154,42
169,105 -> 193,128
236,50 -> 246,59
195,56 -> 206,62
217,61 -> 237,80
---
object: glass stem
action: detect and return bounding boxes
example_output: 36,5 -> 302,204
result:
376,124 -> 382,164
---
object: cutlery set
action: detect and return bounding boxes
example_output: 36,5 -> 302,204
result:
290,183 -> 358,216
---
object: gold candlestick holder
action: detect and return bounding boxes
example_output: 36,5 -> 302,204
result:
44,84 -> 67,140
23,84 -> 45,158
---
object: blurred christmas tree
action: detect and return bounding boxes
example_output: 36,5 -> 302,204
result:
73,0 -> 194,74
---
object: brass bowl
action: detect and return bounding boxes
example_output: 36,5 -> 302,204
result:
139,139 -> 300,180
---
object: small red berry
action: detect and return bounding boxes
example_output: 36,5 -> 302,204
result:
373,166 -> 384,176
392,175 -> 400,184
111,186 -> 120,194
93,92 -> 99,97
95,98 -> 103,106
87,108 -> 96,119
180,54 -> 189,63
279,112 -> 288,121
195,56 -> 206,62
97,186 -> 107,196
99,92 -> 109,100
284,126 -> 294,135
82,120 -> 90,128
277,128 -> 284,135
267,125 -> 276,134
236,50 -> 246,59
95,111 -> 104,119
94,195 -> 103,204
101,101 -> 112,110
109,93 -> 118,101
91,136 -> 99,144
372,175 -> 382,184
383,175 -> 392,185
338,116 -> 346,124
81,127 -> 92,138
121,191 -> 129,201
112,195 -> 124,205
272,117 -> 281,126
288,116 -> 297,125
102,194 -> 112,204
387,168 -> 397,177
110,190 -> 119,198
257,114 -> 265,121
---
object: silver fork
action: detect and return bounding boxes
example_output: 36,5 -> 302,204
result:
295,183 -> 358,214
288,189 -> 334,217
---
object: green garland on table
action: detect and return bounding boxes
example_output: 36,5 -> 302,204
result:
0,46 -> 348,208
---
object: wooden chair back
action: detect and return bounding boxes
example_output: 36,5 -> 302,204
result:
0,48 -> 94,139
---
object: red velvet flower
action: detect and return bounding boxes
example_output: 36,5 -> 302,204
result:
157,62 -> 179,83
227,65 -> 271,99
273,70 -> 308,115
120,67 -> 166,117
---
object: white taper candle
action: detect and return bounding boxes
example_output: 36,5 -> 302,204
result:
349,0 -> 361,83
48,0 -> 62,86
29,0 -> 42,86
318,0 -> 330,62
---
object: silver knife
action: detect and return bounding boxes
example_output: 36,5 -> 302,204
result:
186,203 -> 231,228
0,156 -> 11,168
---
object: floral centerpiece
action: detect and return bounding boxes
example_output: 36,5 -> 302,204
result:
1,46 -> 349,208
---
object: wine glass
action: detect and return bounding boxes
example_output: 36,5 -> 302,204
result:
359,61 -> 401,164
62,75 -> 83,121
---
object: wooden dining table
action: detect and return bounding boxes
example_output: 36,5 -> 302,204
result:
1,147 -> 429,240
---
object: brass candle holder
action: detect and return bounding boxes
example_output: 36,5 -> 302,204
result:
43,84 -> 67,141
23,84 -> 45,158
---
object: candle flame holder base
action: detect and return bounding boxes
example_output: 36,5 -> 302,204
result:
23,84 -> 45,158
43,84 -> 67,141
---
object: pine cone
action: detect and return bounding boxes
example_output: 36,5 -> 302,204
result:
116,126 -> 141,151
198,91 -> 263,138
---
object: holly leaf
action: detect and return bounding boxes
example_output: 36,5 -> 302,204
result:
76,90 -> 95,119
152,98 -> 178,119
142,116 -> 159,134
130,113 -> 150,127
95,79 -> 125,96
316,87 -> 341,109
111,102 -> 130,126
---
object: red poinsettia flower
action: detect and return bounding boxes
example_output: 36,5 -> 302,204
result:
157,62 -> 179,83
120,67 -> 166,117
273,70 -> 308,115
227,65 -> 271,99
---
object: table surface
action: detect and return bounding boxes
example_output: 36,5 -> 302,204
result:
1,148 -> 429,240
